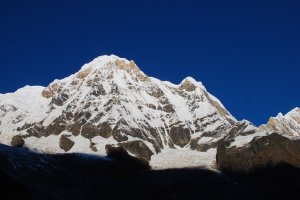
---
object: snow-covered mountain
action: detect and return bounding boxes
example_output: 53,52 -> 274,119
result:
260,108 -> 300,137
0,55 -> 298,169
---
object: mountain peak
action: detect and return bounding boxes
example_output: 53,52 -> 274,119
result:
260,107 -> 300,136
81,54 -> 141,72
285,107 -> 300,122
89,54 -> 124,65
276,112 -> 284,118
75,54 -> 147,82
180,77 -> 204,91
181,76 -> 202,85
273,108 -> 300,120
288,107 -> 300,114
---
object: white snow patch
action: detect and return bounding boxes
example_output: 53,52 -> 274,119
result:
150,148 -> 216,170
24,135 -> 63,154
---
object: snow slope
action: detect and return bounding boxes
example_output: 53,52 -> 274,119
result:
150,148 -> 216,170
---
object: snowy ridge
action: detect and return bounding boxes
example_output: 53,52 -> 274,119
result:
0,86 -> 51,145
229,120 -> 267,148
150,148 -> 216,170
260,107 -> 300,137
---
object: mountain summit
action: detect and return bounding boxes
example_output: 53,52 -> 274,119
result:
260,108 -> 300,136
0,55 -> 299,169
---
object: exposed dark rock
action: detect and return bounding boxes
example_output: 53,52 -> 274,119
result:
83,111 -> 92,119
190,138 -> 199,150
76,67 -> 91,79
73,111 -> 85,121
12,114 -> 24,124
162,104 -> 175,113
119,140 -> 154,161
17,122 -> 35,131
216,133 -> 300,172
90,141 -> 98,152
190,136 -> 222,151
105,144 -> 150,171
146,126 -> 164,152
223,121 -> 258,143
67,123 -> 82,136
168,125 -> 191,147
112,119 -> 146,142
41,83 -> 59,98
42,116 -> 69,136
59,135 -> 75,152
98,122 -> 112,138
197,142 -> 219,152
149,88 -> 164,98
52,93 -> 69,106
66,118 -> 87,136
11,135 -> 25,147
146,103 -> 156,110
81,124 -> 99,139
234,121 -> 256,136
110,84 -> 119,94
0,104 -> 17,113
201,131 -> 216,137
112,130 -> 129,142
81,122 -> 112,139
64,111 -> 74,121
112,133 -> 128,142
180,79 -> 196,91
26,124 -> 45,138
91,84 -> 106,96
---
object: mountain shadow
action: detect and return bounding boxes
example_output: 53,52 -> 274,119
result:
0,144 -> 300,200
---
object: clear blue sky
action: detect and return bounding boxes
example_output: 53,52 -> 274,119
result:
0,0 -> 299,125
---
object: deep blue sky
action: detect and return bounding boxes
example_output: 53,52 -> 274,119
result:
0,0 -> 299,125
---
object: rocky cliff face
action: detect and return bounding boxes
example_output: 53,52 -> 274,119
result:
217,133 -> 300,172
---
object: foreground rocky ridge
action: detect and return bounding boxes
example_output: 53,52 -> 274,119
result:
1,143 -> 300,200
217,133 -> 300,172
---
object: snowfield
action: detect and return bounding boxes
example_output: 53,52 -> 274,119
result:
150,148 -> 216,170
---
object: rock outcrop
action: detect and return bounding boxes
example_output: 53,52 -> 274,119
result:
59,135 -> 75,152
216,133 -> 300,172
11,135 -> 24,147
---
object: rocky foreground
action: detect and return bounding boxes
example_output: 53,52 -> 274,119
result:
1,143 -> 300,200
217,133 -> 300,172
